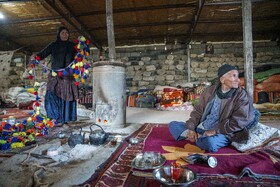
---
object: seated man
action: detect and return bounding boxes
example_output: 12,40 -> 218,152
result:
169,64 -> 260,152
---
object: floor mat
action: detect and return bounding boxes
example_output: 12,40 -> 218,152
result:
78,123 -> 280,187
0,108 -> 32,120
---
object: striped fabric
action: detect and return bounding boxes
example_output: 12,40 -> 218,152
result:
78,94 -> 92,104
127,95 -> 137,107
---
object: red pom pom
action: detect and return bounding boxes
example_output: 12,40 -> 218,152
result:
80,68 -> 84,73
35,102 -> 40,106
58,71 -> 63,76
77,58 -> 82,62
34,91 -> 38,95
28,75 -> 33,80
35,56 -> 41,61
75,66 -> 79,70
86,39 -> 90,45
30,64 -> 35,68
74,39 -> 79,44
74,82 -> 80,86
74,46 -> 79,51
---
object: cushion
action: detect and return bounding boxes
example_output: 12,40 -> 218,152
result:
231,122 -> 280,152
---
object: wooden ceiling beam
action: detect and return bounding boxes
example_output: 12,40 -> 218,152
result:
186,0 -> 206,45
0,16 -> 62,25
99,29 -> 280,42
0,33 -> 29,51
43,0 -> 102,50
76,3 -> 197,17
204,0 -> 268,6
9,14 -> 280,39
2,14 -> 279,27
0,0 -> 36,2
75,0 -> 269,17
88,15 -> 280,31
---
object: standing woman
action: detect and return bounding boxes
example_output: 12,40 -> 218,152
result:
34,26 -> 78,127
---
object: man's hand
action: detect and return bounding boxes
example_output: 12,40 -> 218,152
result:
203,130 -> 216,137
186,130 -> 198,142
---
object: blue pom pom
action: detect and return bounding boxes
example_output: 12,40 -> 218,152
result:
77,53 -> 83,58
74,70 -> 80,74
83,74 -> 87,79
36,116 -> 44,122
36,95 -> 40,100
43,68 -> 47,73
69,68 -> 74,74
22,119 -> 27,125
84,64 -> 89,69
63,70 -> 69,76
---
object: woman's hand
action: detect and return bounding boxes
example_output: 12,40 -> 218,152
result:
30,54 -> 36,61
186,130 -> 198,142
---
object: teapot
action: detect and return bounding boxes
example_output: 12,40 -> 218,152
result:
68,127 -> 85,148
89,124 -> 109,145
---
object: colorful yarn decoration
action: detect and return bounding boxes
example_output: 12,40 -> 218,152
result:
0,37 -> 91,150
0,36 -> 92,150
28,36 -> 91,86
71,36 -> 91,86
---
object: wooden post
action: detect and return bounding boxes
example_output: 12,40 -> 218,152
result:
187,45 -> 191,82
242,0 -> 254,98
106,0 -> 116,63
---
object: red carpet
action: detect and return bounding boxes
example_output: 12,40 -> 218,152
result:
0,108 -> 32,120
78,123 -> 280,187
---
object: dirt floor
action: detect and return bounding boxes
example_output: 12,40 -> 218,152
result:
0,107 -> 279,187
0,119 -> 143,187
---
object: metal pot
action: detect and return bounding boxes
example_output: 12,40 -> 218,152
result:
68,127 -> 85,148
89,124 -> 109,145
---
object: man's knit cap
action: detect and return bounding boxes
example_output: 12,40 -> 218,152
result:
218,64 -> 238,78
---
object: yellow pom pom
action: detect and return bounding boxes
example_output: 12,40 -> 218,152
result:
80,51 -> 84,55
52,71 -> 57,76
85,70 -> 89,74
81,78 -> 85,83
25,87 -> 35,94
79,62 -> 84,67
27,117 -> 32,122
29,70 -> 33,74
72,64 -> 76,69
80,36 -> 86,41
13,133 -> 19,137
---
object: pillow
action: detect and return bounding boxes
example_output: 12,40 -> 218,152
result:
231,122 -> 280,152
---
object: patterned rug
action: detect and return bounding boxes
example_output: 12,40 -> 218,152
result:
78,123 -> 280,187
0,108 -> 32,120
